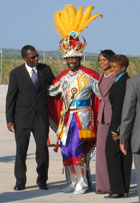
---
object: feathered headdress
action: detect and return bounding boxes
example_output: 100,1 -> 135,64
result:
54,4 -> 103,58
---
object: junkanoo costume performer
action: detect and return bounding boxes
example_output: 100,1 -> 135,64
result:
49,4 -> 102,194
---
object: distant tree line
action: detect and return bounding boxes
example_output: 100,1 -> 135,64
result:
0,51 -> 140,84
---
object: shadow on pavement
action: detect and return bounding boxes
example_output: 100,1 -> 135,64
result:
0,155 -> 15,163
128,169 -> 138,199
131,169 -> 137,184
0,181 -> 66,203
129,185 -> 138,198
91,169 -> 138,199
0,153 -> 35,163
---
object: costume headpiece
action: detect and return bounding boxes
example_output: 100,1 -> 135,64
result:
54,4 -> 103,58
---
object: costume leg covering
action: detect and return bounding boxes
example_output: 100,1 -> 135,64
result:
86,161 -> 93,191
73,163 -> 88,194
62,166 -> 77,193
85,146 -> 97,190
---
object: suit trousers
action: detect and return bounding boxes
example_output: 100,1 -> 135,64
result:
14,110 -> 49,185
106,131 -> 132,194
133,153 -> 140,202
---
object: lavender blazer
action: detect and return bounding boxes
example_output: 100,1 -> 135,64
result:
97,72 -> 115,124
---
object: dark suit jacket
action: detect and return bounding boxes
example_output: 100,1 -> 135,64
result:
6,63 -> 55,128
109,72 -> 129,133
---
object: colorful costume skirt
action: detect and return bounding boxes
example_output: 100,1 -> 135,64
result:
61,114 -> 86,166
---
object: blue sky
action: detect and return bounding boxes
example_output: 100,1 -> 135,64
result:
0,0 -> 140,55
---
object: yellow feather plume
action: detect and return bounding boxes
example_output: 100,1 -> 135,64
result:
54,12 -> 67,38
77,6 -> 94,33
67,4 -> 77,27
78,13 -> 103,33
60,8 -> 71,34
74,6 -> 84,31
54,4 -> 103,39
87,14 -> 103,25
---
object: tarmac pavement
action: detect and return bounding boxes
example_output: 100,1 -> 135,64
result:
0,84 -> 139,203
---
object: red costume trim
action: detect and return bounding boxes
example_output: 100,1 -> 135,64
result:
80,67 -> 99,80
48,67 -> 101,156
51,69 -> 70,86
63,156 -> 85,166
48,66 -> 100,126
75,112 -> 82,130
51,66 -> 99,86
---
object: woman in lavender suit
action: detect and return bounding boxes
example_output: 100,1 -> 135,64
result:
96,50 -> 115,194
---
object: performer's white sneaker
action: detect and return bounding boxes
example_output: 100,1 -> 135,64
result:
73,181 -> 88,194
62,182 -> 76,193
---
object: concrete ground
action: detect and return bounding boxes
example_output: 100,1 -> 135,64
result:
0,84 -> 139,203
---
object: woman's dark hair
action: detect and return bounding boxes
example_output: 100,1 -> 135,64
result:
98,49 -> 115,61
111,54 -> 129,70
21,45 -> 36,58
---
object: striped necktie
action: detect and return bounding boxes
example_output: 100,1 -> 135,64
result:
31,68 -> 38,87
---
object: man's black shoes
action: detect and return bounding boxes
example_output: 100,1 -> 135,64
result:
14,182 -> 48,191
37,182 -> 48,190
13,184 -> 25,191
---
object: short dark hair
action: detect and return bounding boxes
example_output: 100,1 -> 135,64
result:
111,54 -> 129,70
21,45 -> 36,57
98,49 -> 115,61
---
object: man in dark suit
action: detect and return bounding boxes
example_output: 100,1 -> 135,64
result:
6,45 -> 55,190
120,74 -> 140,202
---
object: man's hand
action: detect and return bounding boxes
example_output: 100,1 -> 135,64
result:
7,122 -> 15,132
120,143 -> 127,155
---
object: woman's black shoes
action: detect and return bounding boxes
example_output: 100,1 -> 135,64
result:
105,194 -> 124,199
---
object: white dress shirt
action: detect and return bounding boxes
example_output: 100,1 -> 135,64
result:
25,63 -> 37,78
